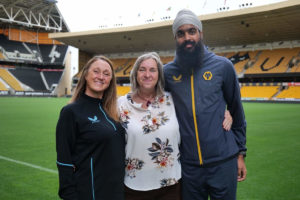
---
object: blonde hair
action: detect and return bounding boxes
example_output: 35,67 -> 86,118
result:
70,55 -> 119,121
130,52 -> 164,97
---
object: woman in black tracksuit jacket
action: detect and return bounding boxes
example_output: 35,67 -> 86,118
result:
56,56 -> 125,200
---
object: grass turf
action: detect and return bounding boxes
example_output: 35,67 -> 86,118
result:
0,97 -> 299,199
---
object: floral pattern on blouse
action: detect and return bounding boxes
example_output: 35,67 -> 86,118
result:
151,95 -> 171,108
119,106 -> 130,128
148,137 -> 174,171
119,94 -> 172,133
141,111 -> 169,134
118,92 -> 181,190
125,158 -> 145,178
160,178 -> 178,188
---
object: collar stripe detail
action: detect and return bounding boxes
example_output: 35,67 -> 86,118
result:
56,161 -> 74,168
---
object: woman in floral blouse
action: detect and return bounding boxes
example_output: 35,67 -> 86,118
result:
117,52 -> 232,200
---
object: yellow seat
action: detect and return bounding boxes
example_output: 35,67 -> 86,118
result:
0,68 -> 23,91
117,86 -> 131,97
241,86 -> 279,99
276,86 -> 300,99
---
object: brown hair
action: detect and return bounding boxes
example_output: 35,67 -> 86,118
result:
70,55 -> 119,121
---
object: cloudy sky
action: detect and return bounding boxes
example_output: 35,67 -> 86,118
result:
57,0 -> 285,32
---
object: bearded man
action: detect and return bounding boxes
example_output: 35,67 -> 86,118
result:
163,9 -> 247,200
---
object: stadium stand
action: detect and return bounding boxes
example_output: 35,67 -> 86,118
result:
0,0 -> 70,96
244,48 -> 300,74
112,58 -> 135,77
3,0 -> 299,100
109,46 -> 300,98
288,53 -> 300,73
0,32 -> 68,65
0,52 -> 5,60
221,48 -> 300,76
240,85 -> 279,99
0,29 -> 68,94
117,86 -> 131,97
0,68 -> 24,91
0,79 -> 8,91
55,45 -> 68,64
24,43 -> 42,58
42,69 -> 63,90
8,68 -> 47,91
39,44 -> 57,64
160,56 -> 174,64
229,53 -> 249,75
276,86 -> 300,99
110,48 -> 300,99
0,35 -> 67,93
0,34 -> 28,53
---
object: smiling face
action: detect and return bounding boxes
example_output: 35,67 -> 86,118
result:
137,58 -> 159,93
85,59 -> 112,99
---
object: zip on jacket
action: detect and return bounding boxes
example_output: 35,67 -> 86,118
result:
190,69 -> 203,165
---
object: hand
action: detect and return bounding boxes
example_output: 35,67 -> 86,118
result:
223,110 -> 232,131
237,155 -> 247,182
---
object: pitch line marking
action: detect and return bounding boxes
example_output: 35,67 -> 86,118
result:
0,155 -> 57,174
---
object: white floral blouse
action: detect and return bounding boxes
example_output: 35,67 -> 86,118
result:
118,91 -> 181,191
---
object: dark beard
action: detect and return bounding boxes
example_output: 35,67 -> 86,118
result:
176,40 -> 204,71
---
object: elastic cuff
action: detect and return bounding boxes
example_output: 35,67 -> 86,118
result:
239,151 -> 246,157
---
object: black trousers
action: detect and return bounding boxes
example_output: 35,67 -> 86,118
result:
181,157 -> 238,200
125,181 -> 181,200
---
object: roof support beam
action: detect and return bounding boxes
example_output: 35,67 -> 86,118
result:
0,3 -> 63,31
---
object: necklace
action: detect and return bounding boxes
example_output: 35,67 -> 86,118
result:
137,92 -> 155,107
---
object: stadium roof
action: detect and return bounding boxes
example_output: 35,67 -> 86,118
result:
50,0 -> 300,54
0,0 -> 69,32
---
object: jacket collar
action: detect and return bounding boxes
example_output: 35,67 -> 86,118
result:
79,93 -> 103,104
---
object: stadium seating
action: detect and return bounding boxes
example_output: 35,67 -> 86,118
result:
160,56 -> 174,64
109,48 -> 300,100
112,56 -> 174,77
0,52 -> 5,60
111,48 -> 300,79
0,68 -> 24,91
39,44 -> 55,63
287,54 -> 300,72
276,86 -> 300,99
290,66 -> 300,72
8,68 -> 47,91
54,45 -> 68,63
117,86 -> 131,96
25,43 -> 41,55
0,33 -> 67,65
42,70 -> 63,89
112,58 -> 135,77
224,52 -> 236,58
0,80 -> 8,91
244,48 -> 300,74
0,34 -> 29,54
240,85 -> 279,99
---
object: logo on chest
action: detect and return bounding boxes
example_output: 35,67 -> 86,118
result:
172,74 -> 182,82
203,71 -> 213,80
88,116 -> 100,124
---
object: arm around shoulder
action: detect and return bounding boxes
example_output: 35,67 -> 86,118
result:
222,60 -> 247,153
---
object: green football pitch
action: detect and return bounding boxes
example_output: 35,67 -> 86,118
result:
0,97 -> 299,200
